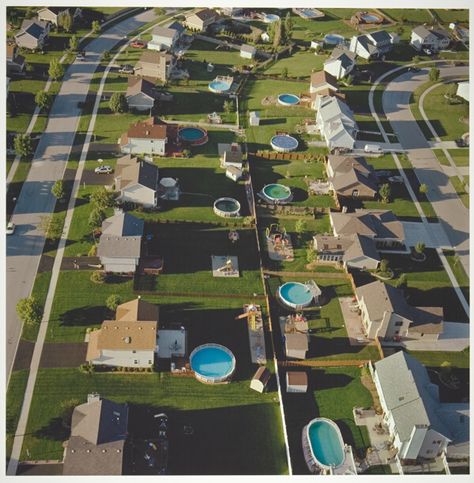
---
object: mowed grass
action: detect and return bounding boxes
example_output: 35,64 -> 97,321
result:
6,370 -> 29,461
449,176 -> 469,208
264,49 -> 327,78
21,368 -> 288,474
380,9 -> 432,23
444,249 -> 469,303
433,148 -> 469,168
408,347 -> 470,369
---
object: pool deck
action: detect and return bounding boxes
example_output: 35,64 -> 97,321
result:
242,304 -> 267,365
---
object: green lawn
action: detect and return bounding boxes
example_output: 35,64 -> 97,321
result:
408,347 -> 469,369
433,149 -> 469,168
380,9 -> 432,23
21,368 -> 288,474
432,9 -> 469,24
6,370 -> 29,462
443,249 -> 469,303
449,176 -> 469,208
264,49 -> 327,78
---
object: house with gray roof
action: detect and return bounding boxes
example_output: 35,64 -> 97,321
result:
349,30 -> 395,60
97,212 -> 144,273
315,96 -> 358,151
125,77 -> 156,112
410,25 -> 451,52
148,21 -> 185,51
6,42 -> 25,74
37,7 -> 78,26
63,393 -> 128,475
324,47 -> 356,80
15,19 -> 50,50
356,280 -> 443,341
372,351 -> 469,462
114,154 -> 159,208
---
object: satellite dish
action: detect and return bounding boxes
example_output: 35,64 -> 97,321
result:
98,158 -> 103,164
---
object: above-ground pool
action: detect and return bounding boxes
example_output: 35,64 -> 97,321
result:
190,343 -> 236,383
178,127 -> 208,146
214,197 -> 241,217
323,34 -> 345,45
278,93 -> 300,106
294,8 -> 325,19
360,12 -> 384,23
263,13 -> 280,23
270,134 -> 299,153
305,418 -> 345,470
208,79 -> 232,94
279,282 -> 314,309
262,184 -> 292,203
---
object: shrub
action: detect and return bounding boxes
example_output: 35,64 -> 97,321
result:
51,180 -> 65,200
106,294 -> 122,312
16,297 -> 42,327
88,244 -> 97,256
14,133 -> 33,157
90,270 -> 106,284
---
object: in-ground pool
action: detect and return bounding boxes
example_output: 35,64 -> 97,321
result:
262,183 -> 292,203
279,282 -> 314,309
360,12 -> 384,23
190,343 -> 236,383
214,197 -> 241,217
278,93 -> 300,106
178,126 -> 208,146
323,34 -> 345,45
208,79 -> 232,94
263,13 -> 280,23
270,134 -> 299,153
305,418 -> 345,470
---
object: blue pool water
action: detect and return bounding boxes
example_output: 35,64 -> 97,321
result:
190,345 -> 235,379
209,80 -> 231,92
278,93 -> 300,105
271,135 -> 299,151
179,127 -> 206,141
308,420 -> 344,468
362,13 -> 381,22
279,282 -> 313,307
263,183 -> 292,201
324,34 -> 345,45
264,14 -> 280,23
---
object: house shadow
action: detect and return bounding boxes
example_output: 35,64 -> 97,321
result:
59,305 -> 106,328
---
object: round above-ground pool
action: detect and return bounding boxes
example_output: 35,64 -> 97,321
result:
304,418 -> 345,471
270,134 -> 299,153
208,79 -> 232,94
323,34 -> 345,45
178,126 -> 208,146
263,13 -> 280,23
360,12 -> 384,23
213,197 -> 241,217
190,343 -> 236,383
279,282 -> 314,309
262,184 -> 292,203
278,93 -> 300,106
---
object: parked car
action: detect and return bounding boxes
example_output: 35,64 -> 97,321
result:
388,175 -> 404,184
6,221 -> 15,235
423,48 -> 433,56
118,64 -> 134,74
94,165 -> 113,174
130,40 -> 146,48
364,144 -> 383,154
455,138 -> 467,147
408,66 -> 420,72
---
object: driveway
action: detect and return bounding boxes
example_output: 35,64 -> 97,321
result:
382,64 -> 469,277
402,221 -> 452,249
5,9 -> 157,378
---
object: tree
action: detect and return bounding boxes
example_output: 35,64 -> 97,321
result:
39,214 -> 64,240
91,20 -> 101,34
51,180 -> 65,200
48,58 -> 65,81
306,247 -> 316,264
109,92 -> 128,113
419,183 -> 428,195
90,270 -> 106,284
14,133 -> 33,157
223,99 -> 234,113
272,20 -> 282,49
415,241 -> 426,255
396,273 -> 408,289
283,12 -> 293,44
412,55 -> 421,63
295,219 -> 307,240
106,294 -> 122,313
88,207 -> 105,229
68,34 -> 78,52
429,67 -> 440,82
35,90 -> 52,112
101,50 -> 111,62
379,258 -> 390,273
281,67 -> 288,79
90,186 -> 114,210
154,7 -> 166,16
60,11 -> 73,33
379,183 -> 391,203
16,297 -> 42,327
60,398 -> 80,429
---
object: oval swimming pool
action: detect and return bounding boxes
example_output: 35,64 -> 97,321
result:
208,79 -> 232,93
306,418 -> 345,470
361,12 -> 383,23
278,93 -> 300,106
263,13 -> 280,23
190,344 -> 236,383
262,183 -> 292,203
279,282 -> 314,309
323,34 -> 345,45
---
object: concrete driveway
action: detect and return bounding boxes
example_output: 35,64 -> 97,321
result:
402,221 -> 452,249
382,64 -> 469,276
5,9 -> 157,378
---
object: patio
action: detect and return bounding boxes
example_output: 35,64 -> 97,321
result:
338,297 -> 372,346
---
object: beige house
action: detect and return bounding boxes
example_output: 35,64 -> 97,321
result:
63,393 -> 128,475
86,299 -> 159,368
356,280 -> 443,341
15,19 -> 50,50
135,50 -> 176,82
125,77 -> 156,112
185,8 -> 219,31
37,7 -> 76,26
119,117 -> 168,157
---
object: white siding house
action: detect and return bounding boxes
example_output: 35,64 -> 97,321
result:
410,26 -> 451,52
349,30 -> 395,60
120,117 -> 168,156
147,21 -> 184,51
324,47 -> 356,80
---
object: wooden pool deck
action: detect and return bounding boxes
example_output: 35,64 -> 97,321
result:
241,304 -> 267,365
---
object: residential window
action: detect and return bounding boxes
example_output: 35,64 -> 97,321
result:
132,350 -> 136,354
394,321 -> 403,327
324,244 -> 329,250
134,360 -> 138,364
337,244 -> 342,249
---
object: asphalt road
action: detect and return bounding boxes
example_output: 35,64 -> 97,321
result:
5,9 -> 157,379
382,64 -> 469,277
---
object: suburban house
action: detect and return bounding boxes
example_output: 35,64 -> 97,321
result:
326,154 -> 378,202
324,47 -> 356,80
97,212 -> 144,274
86,298 -> 159,368
330,208 -> 407,252
63,394 -> 128,475
14,19 -> 50,50
410,25 -> 451,52
349,30 -> 395,59
315,96 -> 358,151
6,42 -> 25,74
286,371 -> 308,393
309,70 -> 339,108
37,7 -> 76,26
456,81 -> 469,102
120,117 -> 168,156
240,44 -> 256,59
356,280 -> 444,341
147,21 -> 185,51
184,8 -> 219,31
218,7 -> 243,16
135,50 -> 176,82
125,77 -> 156,112
372,351 -> 469,462
114,154 -> 159,207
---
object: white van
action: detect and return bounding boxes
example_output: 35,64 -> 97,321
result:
364,144 -> 383,154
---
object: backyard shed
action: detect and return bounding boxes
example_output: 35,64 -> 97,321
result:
250,366 -> 272,393
285,333 -> 309,360
249,111 -> 260,126
286,371 -> 308,393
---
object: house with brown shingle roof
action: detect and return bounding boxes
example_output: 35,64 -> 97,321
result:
135,50 -> 176,82
119,117 -> 168,156
6,42 -> 25,74
309,70 -> 340,109
86,299 -> 159,368
114,154 -> 159,207
356,280 -> 443,341
185,8 -> 219,31
63,393 -> 128,475
125,77 -> 157,112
